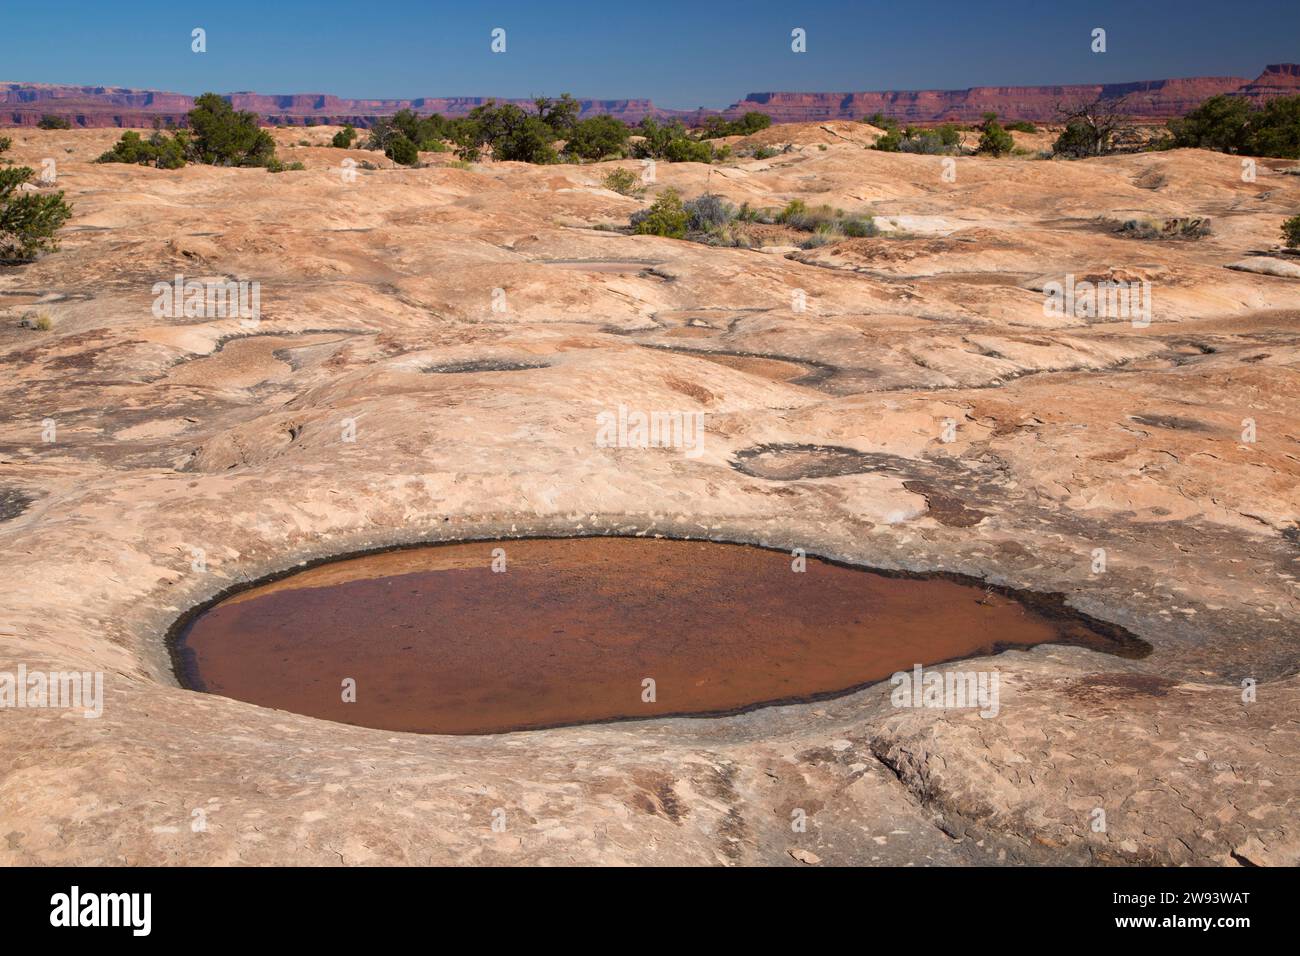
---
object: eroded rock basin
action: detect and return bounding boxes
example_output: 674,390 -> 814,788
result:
173,537 -> 1146,734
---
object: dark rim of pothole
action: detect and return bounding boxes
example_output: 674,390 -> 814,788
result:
639,344 -> 838,389
0,488 -> 35,522
165,533 -> 1153,733
731,443 -> 900,480
421,359 -> 550,374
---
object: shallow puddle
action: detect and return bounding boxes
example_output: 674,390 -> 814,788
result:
172,537 -> 1147,734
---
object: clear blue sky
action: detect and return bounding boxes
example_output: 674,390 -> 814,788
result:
2,0 -> 1297,109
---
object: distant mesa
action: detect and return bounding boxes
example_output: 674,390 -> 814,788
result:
2,64 -> 1297,128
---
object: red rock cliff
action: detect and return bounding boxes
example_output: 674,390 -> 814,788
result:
2,65 -> 1295,128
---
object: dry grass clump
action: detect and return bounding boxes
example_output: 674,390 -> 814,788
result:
1110,216 -> 1212,240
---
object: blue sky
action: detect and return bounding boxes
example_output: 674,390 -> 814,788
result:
2,0 -> 1297,109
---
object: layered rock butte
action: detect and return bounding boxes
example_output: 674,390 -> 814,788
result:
3,63 -> 1298,128
0,119 -> 1298,866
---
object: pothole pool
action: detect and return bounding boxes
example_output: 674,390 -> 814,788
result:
171,537 -> 1149,734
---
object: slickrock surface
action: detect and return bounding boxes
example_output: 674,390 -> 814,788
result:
0,125 -> 1297,865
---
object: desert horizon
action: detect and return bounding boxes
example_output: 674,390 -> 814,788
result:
0,0 -> 1296,935
3,61 -> 1299,128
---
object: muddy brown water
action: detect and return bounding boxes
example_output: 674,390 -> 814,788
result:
173,537 -> 1147,735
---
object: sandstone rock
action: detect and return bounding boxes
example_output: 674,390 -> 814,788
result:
0,126 -> 1296,867
1226,256 -> 1300,278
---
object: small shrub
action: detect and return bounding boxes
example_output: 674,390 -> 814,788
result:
97,130 -> 188,169
800,229 -> 836,249
1052,121 -> 1099,158
1053,97 -> 1129,158
266,159 -> 306,173
935,123 -> 962,146
1168,95 -> 1254,153
872,119 -> 903,151
776,199 -> 808,224
534,95 -> 581,137
780,200 -> 847,231
384,134 -> 420,166
662,136 -> 714,163
1283,215 -> 1300,249
699,223 -> 752,248
37,115 -> 71,130
630,188 -> 689,238
0,165 -> 73,261
699,111 -> 772,139
1114,218 -> 1162,239
0,135 -> 12,155
563,116 -> 630,161
899,128 -> 959,155
1247,95 -> 1300,159
364,117 -> 401,153
734,111 -> 773,136
331,125 -> 358,149
602,168 -> 643,197
736,202 -> 773,223
977,113 -> 1014,156
1113,216 -> 1211,240
683,193 -> 735,231
450,102 -> 558,164
383,108 -> 452,151
871,120 -> 962,155
1005,120 -> 1038,133
33,312 -> 53,330
498,117 -> 560,164
771,199 -> 876,241
632,117 -> 718,163
840,216 -> 879,238
186,93 -> 277,167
